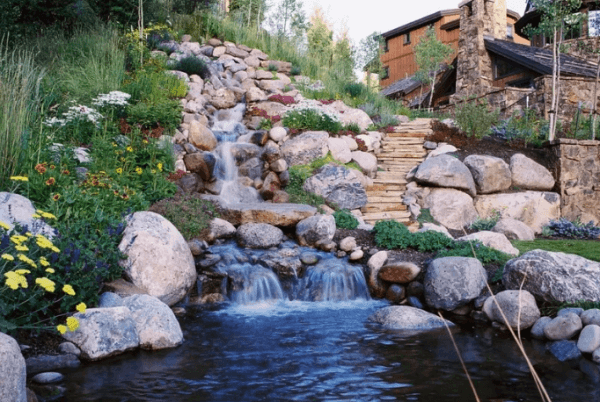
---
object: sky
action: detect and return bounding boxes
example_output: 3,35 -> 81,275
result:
302,0 -> 528,47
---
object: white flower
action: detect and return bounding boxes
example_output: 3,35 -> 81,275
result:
44,105 -> 104,129
92,91 -> 131,107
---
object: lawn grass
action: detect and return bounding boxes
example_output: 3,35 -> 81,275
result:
512,239 -> 600,262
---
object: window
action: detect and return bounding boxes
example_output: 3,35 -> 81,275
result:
493,56 -> 521,79
403,32 -> 411,45
382,67 -> 389,80
383,39 -> 389,53
507,24 -> 514,39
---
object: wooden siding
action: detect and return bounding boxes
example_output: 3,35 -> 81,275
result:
381,13 -> 530,89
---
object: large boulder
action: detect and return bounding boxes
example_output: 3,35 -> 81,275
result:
378,261 -> 421,284
369,306 -> 455,331
415,154 -> 477,196
422,188 -> 478,230
510,154 -> 555,191
0,192 -> 56,238
62,307 -> 140,361
0,333 -> 26,402
236,223 -> 283,248
214,200 -> 317,226
424,257 -> 487,311
350,151 -> 378,177
327,137 -> 352,163
487,290 -> 540,330
189,120 -> 217,151
474,191 -> 560,233
296,214 -> 336,247
246,87 -> 267,102
456,231 -> 519,256
118,212 -> 197,306
544,313 -> 583,340
209,88 -> 237,109
302,164 -> 367,210
491,218 -> 535,241
463,155 -> 512,194
122,295 -> 183,350
503,250 -> 600,303
281,131 -> 329,166
328,101 -> 374,131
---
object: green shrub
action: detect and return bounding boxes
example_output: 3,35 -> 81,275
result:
437,241 -> 512,265
290,66 -> 301,76
283,108 -> 342,133
373,220 -> 412,249
344,122 -> 361,134
334,210 -> 359,229
470,211 -> 501,232
455,98 -> 499,139
417,208 -> 435,226
344,82 -> 366,98
268,63 -> 278,72
410,231 -> 454,252
174,55 -> 209,78
151,194 -> 218,240
286,166 -> 327,207
127,98 -> 182,133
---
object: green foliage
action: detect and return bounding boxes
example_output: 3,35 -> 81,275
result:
492,109 -> 547,147
470,211 -> 501,232
268,63 -> 279,72
373,220 -> 413,249
414,26 -> 454,108
286,167 -> 327,207
153,195 -> 218,240
437,241 -> 513,266
174,55 -> 209,77
417,208 -> 435,226
356,31 -> 384,78
513,239 -> 600,262
291,66 -> 302,75
258,118 -> 273,130
334,210 -> 359,229
127,99 -> 182,133
344,122 -> 361,134
343,82 -> 366,98
455,98 -> 500,139
283,108 -> 342,133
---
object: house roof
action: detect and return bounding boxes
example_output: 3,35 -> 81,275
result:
381,10 -> 460,39
380,75 -> 421,97
484,38 -> 599,78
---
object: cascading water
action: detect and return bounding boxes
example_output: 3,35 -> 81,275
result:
298,259 -> 370,302
210,103 -> 261,204
223,264 -> 286,305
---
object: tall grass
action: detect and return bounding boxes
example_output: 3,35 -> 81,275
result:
0,39 -> 46,190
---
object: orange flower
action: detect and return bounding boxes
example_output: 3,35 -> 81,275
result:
45,177 -> 56,186
121,194 -> 129,200
52,194 -> 61,201
62,170 -> 70,175
35,164 -> 47,174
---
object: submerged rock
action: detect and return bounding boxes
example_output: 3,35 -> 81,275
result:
369,306 -> 455,331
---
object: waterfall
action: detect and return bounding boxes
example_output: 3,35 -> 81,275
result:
221,264 -> 286,305
299,260 -> 371,302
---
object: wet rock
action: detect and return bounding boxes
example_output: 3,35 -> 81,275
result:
178,173 -> 204,193
0,333 -> 26,402
531,316 -> 552,339
260,171 -> 281,200
57,342 -> 80,356
544,313 -> 583,340
491,218 -> 535,241
210,88 -> 237,109
510,154 -> 555,191
424,257 -> 487,311
407,296 -> 424,309
367,251 -> 388,298
407,281 -> 424,297
238,157 -> 263,180
463,154 -> 511,194
386,285 -> 406,304
422,188 -> 477,230
25,354 -> 80,375
415,154 -> 477,196
188,239 -> 207,256
489,290 -> 540,330
336,251 -> 347,258
300,252 -> 319,265
281,131 -> 329,166
349,249 -> 364,261
503,250 -> 600,303
216,202 -> 316,227
582,309 -> 600,326
237,223 -> 283,249
303,164 -> 367,210
262,141 -> 281,164
188,120 -> 217,151
184,154 -> 211,179
62,307 -> 139,361
208,218 -> 236,242
456,231 -> 519,256
378,261 -> 421,284
123,294 -> 184,350
98,292 -> 123,308
31,373 -> 63,384
119,211 -> 196,306
296,215 -> 336,247
548,340 -> 581,362
578,325 -> 600,353
369,306 -> 454,331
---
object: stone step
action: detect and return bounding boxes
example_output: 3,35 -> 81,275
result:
366,196 -> 406,204
366,190 -> 405,197
378,154 -> 425,159
361,211 -> 412,220
367,184 -> 406,191
363,205 -> 408,213
388,131 -> 431,137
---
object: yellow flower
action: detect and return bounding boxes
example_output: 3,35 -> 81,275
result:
0,221 -> 11,231
35,234 -> 54,249
51,246 -> 60,253
4,277 -> 19,290
4,271 -> 27,289
15,245 -> 29,252
25,232 -> 32,237
14,269 -> 30,275
120,157 -> 126,162
116,168 -> 123,174
35,277 -> 55,292
39,257 -> 50,267
62,284 -> 76,296
126,146 -> 133,152
1,254 -> 14,261
151,169 -> 157,174
10,235 -> 27,245
66,317 -> 79,332
45,268 -> 55,274
17,254 -> 37,268
32,214 -> 41,219
56,325 -> 67,335
157,163 -> 163,172
76,303 -> 87,313
135,167 -> 143,175
112,143 -> 117,147
41,212 -> 57,220
143,139 -> 149,144
10,176 -> 28,181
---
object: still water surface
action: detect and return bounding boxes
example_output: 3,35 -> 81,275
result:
60,300 -> 600,402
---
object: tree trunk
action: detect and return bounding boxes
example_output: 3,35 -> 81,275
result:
593,53 -> 600,140
139,0 -> 144,67
549,28 -> 558,141
428,72 -> 436,110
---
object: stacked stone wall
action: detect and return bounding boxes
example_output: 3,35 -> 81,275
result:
533,76 -> 599,122
550,139 -> 600,223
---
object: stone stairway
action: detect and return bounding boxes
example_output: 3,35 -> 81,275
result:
361,118 -> 432,227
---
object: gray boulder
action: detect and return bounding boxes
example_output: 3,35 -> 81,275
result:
123,294 -> 183,350
582,309 -> 600,326
236,223 -> 283,248
503,250 -> 600,303
369,306 -> 455,331
456,231 -> 519,256
544,313 -> 583,340
415,154 -> 477,196
296,215 -> 336,247
281,131 -> 329,166
548,340 -> 582,362
98,292 -> 123,308
463,155 -> 512,194
577,325 -> 600,353
303,164 -> 367,210
531,316 -> 552,339
350,151 -> 378,177
488,290 -> 540,330
62,307 -> 140,361
422,188 -> 478,230
119,212 -> 196,306
0,333 -> 26,402
0,192 -> 56,238
327,137 -> 352,163
491,218 -> 535,241
424,257 -> 487,311
510,154 -> 555,191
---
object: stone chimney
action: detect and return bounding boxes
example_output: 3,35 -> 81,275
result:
454,0 -> 508,97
